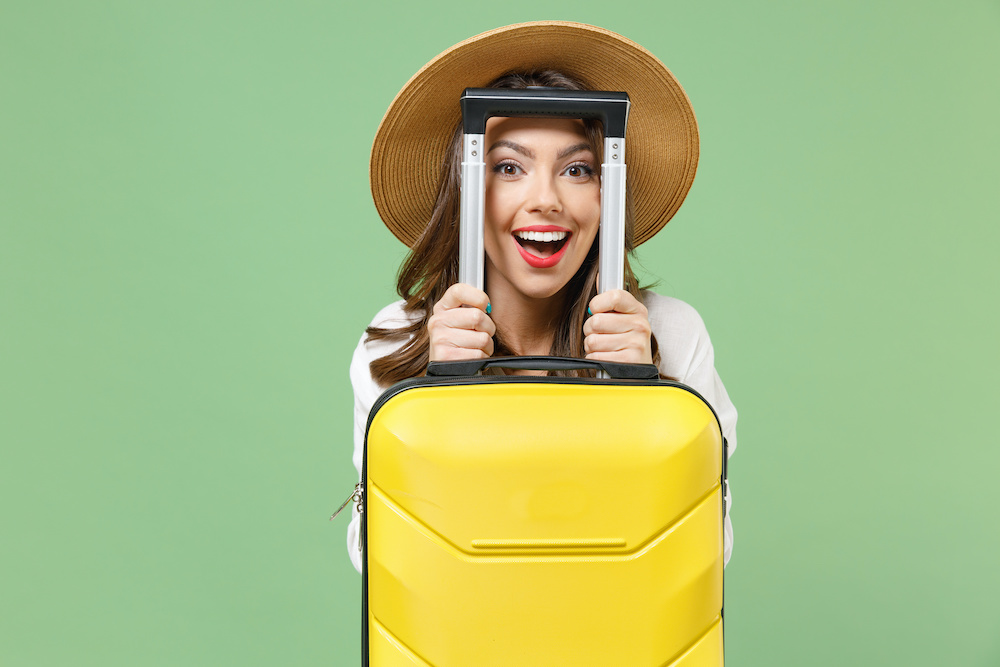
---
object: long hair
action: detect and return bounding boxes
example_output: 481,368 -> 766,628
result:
366,70 -> 659,385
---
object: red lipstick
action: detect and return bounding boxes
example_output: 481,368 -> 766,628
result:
513,225 -> 570,233
513,229 -> 572,269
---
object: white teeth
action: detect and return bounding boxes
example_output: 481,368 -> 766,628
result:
514,230 -> 568,242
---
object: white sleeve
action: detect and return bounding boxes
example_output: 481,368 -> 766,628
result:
345,334 -> 379,573
646,293 -> 738,566
345,302 -> 414,573
682,319 -> 737,567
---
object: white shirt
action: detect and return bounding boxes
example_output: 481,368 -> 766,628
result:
346,291 -> 738,572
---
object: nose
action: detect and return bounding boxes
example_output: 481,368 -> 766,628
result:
526,172 -> 562,215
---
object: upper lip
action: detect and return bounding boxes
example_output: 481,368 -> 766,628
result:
511,225 -> 571,233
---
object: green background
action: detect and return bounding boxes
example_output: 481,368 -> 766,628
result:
3,1 -> 998,664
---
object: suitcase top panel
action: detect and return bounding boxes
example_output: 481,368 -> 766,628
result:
366,382 -> 723,555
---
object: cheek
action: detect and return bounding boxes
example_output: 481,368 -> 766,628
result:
484,182 -> 510,233
483,192 -> 508,261
484,198 -> 501,235
575,189 -> 602,239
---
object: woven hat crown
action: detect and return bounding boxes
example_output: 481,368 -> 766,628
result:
370,21 -> 699,247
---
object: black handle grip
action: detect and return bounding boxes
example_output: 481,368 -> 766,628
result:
460,88 -> 630,137
426,356 -> 659,380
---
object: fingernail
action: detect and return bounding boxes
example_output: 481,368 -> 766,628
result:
486,303 -> 492,315
587,307 -> 592,316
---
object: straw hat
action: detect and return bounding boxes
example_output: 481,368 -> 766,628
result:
370,21 -> 699,248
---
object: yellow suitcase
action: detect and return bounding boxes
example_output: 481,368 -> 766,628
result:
359,89 -> 725,665
361,356 -> 726,666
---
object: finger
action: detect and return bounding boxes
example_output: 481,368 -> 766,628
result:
430,306 -> 496,335
585,329 -> 653,364
589,289 -> 647,316
434,283 -> 491,314
584,343 -> 651,364
583,312 -> 650,337
431,344 -> 491,362
430,330 -> 494,360
584,332 -> 638,354
437,328 -> 495,353
585,349 -> 638,363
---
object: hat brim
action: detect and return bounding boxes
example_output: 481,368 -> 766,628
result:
370,21 -> 699,247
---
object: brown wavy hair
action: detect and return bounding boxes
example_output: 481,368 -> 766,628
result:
366,70 -> 659,385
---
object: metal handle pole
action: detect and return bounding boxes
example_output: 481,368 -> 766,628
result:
459,133 -> 486,290
598,136 -> 626,294
597,137 -> 626,379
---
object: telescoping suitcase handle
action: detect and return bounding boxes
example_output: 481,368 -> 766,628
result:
427,356 -> 659,380
458,88 -> 630,294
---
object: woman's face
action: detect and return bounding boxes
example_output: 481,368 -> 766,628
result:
483,116 -> 600,303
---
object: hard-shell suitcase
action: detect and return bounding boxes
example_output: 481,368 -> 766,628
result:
360,89 -> 726,666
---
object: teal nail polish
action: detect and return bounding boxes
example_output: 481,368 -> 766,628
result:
486,303 -> 492,315
587,307 -> 592,316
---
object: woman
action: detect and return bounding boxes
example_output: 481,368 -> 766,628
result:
347,22 -> 737,572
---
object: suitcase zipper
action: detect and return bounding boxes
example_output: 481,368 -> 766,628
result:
330,482 -> 364,522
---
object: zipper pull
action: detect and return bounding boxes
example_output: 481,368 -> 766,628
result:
330,482 -> 363,521
357,482 -> 365,552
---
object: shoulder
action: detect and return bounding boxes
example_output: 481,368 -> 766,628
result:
640,290 -> 712,381
353,300 -> 420,364
350,300 -> 422,395
641,290 -> 709,340
366,300 -> 420,330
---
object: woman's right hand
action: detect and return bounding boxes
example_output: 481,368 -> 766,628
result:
428,284 -> 496,361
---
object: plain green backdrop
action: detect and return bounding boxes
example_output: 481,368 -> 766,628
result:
3,1 -> 998,665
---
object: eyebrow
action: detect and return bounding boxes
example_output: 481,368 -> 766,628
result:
557,142 -> 594,160
487,139 -> 534,158
486,140 -> 594,161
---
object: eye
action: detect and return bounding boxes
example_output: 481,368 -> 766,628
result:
564,162 -> 594,179
492,160 -> 523,178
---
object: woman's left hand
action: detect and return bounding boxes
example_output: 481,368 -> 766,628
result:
584,290 -> 653,365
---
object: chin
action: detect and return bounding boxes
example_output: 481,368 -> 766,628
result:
484,250 -> 584,302
514,274 -> 574,301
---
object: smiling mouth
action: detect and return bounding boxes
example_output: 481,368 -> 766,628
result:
513,230 -> 570,259
512,229 -> 571,268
